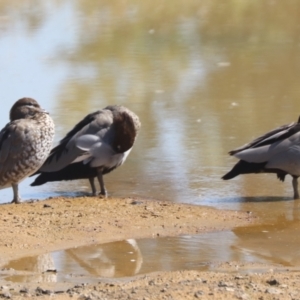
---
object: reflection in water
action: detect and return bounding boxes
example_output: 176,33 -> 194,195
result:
0,0 -> 299,275
5,227 -> 300,284
64,239 -> 143,278
0,235 -> 217,283
233,200 -> 300,266
2,239 -> 143,283
3,253 -> 56,283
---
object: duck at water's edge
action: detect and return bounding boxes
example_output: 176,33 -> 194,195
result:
0,98 -> 55,203
222,116 -> 300,199
31,105 -> 141,197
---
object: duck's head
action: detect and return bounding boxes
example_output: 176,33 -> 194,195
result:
10,97 -> 47,121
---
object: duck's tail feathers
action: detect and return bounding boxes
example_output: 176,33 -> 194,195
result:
31,172 -> 58,186
222,160 -> 267,180
30,163 -> 98,186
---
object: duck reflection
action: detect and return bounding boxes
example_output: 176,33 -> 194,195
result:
3,253 -> 56,283
2,239 -> 143,283
232,200 -> 300,267
64,239 -> 143,277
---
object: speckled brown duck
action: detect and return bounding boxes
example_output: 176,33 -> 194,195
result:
31,105 -> 141,196
0,98 -> 55,203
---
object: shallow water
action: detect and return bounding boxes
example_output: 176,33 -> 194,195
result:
2,230 -> 300,284
0,0 -> 300,279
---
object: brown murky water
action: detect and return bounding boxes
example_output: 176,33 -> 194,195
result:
0,0 -> 300,280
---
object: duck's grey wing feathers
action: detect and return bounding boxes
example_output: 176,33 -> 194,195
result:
58,111 -> 101,146
230,120 -> 300,155
233,124 -> 300,164
266,141 -> 300,175
76,134 -> 101,151
40,110 -> 113,172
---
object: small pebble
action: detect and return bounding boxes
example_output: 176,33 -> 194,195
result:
266,279 -> 279,286
194,291 -> 204,298
20,288 -> 29,293
239,293 -> 250,300
265,287 -> 282,295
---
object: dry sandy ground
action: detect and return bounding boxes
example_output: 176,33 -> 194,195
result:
0,196 -> 297,299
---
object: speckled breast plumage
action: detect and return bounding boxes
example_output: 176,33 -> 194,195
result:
0,113 -> 55,188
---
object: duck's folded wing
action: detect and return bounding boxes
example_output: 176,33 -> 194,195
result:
234,130 -> 300,163
0,124 -> 12,165
230,121 -> 300,155
76,134 -> 126,170
70,134 -> 101,164
75,134 -> 115,168
57,111 -> 101,145
39,110 -> 113,172
39,141 -> 84,172
266,145 -> 300,175
0,122 -> 34,175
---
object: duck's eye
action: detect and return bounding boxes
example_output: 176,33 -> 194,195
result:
25,102 -> 37,107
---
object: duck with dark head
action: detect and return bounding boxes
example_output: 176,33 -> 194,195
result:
31,105 -> 141,197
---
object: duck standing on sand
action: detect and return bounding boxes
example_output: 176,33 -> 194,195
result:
222,116 -> 300,199
31,105 -> 141,197
0,98 -> 55,203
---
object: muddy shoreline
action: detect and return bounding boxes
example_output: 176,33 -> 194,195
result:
0,196 -> 298,299
0,196 -> 255,262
